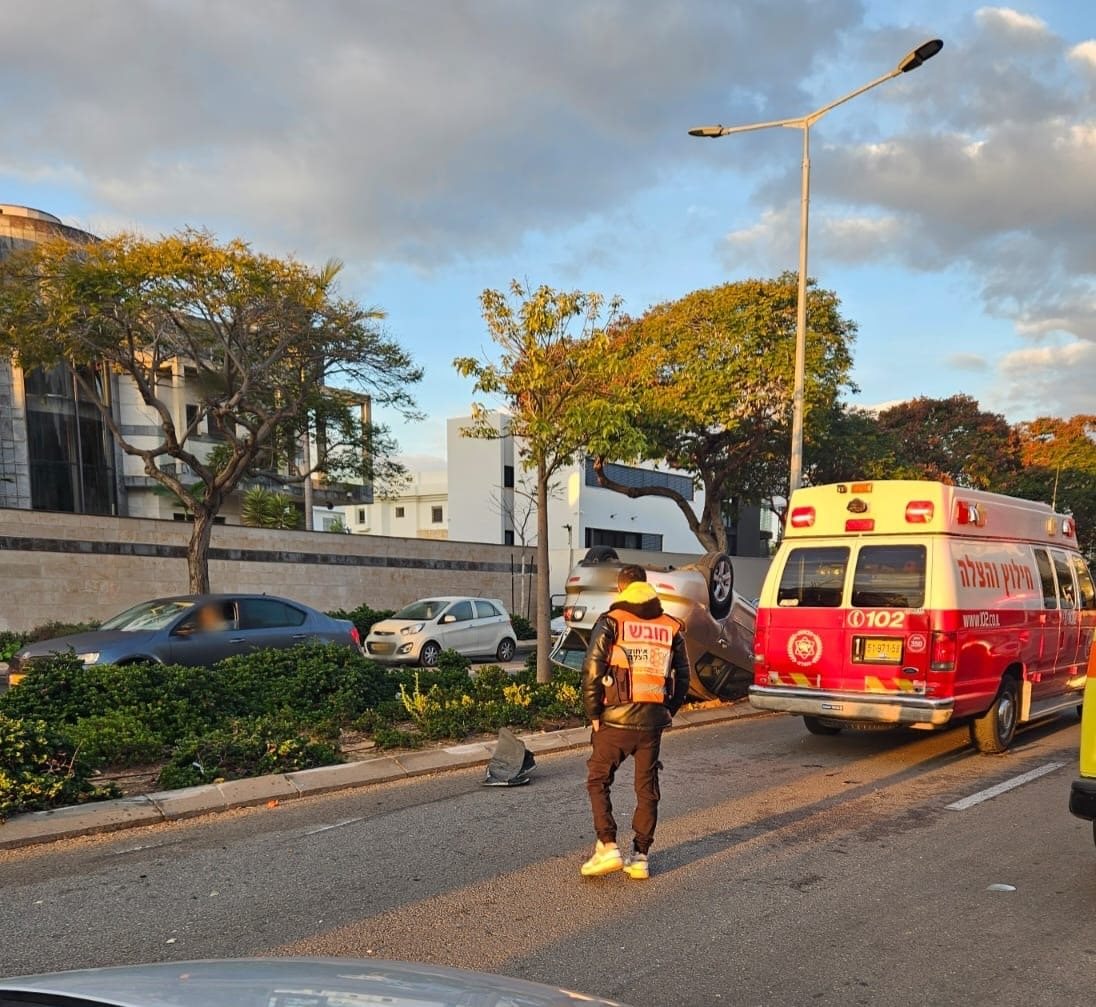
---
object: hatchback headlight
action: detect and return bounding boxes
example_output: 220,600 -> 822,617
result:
76,652 -> 100,665
401,623 -> 425,636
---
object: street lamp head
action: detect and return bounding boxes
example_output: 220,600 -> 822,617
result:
897,38 -> 943,73
688,125 -> 725,138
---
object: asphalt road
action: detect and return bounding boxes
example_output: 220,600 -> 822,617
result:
1,711 -> 1093,1007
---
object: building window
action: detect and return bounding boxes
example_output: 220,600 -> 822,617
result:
584,458 -> 694,501
185,403 -> 200,430
432,505 -> 444,524
503,465 -> 515,488
357,508 -> 366,524
24,364 -> 116,515
395,506 -> 405,518
504,530 -> 515,546
585,527 -> 663,552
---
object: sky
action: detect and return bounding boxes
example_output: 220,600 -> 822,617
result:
1,1 -> 1092,468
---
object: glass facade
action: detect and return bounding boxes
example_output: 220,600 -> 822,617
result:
23,364 -> 117,514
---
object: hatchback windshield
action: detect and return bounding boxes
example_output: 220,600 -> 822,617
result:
394,599 -> 448,621
99,599 -> 196,631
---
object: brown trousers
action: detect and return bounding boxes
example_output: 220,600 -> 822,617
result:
585,724 -> 663,854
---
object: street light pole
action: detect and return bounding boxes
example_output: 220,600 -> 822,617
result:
689,38 -> 942,496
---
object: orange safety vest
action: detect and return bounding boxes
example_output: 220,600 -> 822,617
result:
606,611 -> 678,704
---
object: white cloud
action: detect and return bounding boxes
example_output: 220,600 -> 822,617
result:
992,340 -> 1096,417
727,9 -> 1096,347
1069,40 -> 1096,71
946,353 -> 990,371
975,7 -> 1050,37
0,0 -> 863,268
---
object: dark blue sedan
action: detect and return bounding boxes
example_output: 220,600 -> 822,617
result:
5,594 -> 362,686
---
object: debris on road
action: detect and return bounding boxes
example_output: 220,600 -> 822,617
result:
484,728 -> 536,786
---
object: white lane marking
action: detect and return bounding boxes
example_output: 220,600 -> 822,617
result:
303,817 -> 366,835
946,761 -> 1065,811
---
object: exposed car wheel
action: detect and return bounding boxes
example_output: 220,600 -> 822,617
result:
419,641 -> 442,668
697,551 -> 735,619
969,674 -> 1019,754
803,715 -> 842,736
581,546 -> 620,565
496,637 -> 517,663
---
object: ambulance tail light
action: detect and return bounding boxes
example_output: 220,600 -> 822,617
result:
905,501 -> 934,523
845,518 -> 875,532
752,623 -> 767,665
790,507 -> 815,528
930,631 -> 957,671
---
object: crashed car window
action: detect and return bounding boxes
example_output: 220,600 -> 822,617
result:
99,599 -> 196,631
777,547 -> 849,608
852,545 -> 926,609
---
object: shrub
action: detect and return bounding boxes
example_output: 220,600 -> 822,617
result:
158,715 -> 342,789
509,614 -> 536,640
0,714 -> 117,821
68,709 -> 166,768
0,632 -> 24,663
326,604 -> 395,637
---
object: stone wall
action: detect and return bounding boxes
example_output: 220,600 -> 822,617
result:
0,507 -> 535,631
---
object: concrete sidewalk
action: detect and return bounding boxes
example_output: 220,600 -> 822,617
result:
0,702 -> 763,851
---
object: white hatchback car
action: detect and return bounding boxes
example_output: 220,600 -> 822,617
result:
365,597 -> 518,667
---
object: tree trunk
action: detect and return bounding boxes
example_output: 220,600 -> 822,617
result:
187,508 -> 216,594
535,457 -> 552,683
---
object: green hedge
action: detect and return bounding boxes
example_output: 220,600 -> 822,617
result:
0,714 -> 118,821
0,643 -> 584,818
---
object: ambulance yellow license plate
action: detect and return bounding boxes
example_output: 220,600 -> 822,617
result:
861,638 -> 903,664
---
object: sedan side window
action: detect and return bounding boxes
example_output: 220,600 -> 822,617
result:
447,600 -> 475,623
238,599 -> 308,630
177,601 -> 236,635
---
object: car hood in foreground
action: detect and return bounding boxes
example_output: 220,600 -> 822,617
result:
0,957 -> 633,1007
16,629 -> 158,660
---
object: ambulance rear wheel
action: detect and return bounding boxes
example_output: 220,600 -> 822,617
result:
969,675 -> 1019,754
803,715 -> 842,736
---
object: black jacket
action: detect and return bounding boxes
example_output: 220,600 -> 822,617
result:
581,596 -> 691,731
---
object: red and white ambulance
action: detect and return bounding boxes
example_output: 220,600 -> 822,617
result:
750,480 -> 1095,752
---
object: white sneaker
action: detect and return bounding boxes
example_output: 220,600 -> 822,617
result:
623,853 -> 650,880
581,841 -> 623,877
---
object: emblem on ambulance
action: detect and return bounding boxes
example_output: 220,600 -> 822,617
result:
906,633 -> 927,654
787,630 -> 823,667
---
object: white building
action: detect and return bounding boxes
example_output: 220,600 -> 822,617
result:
445,412 -> 711,555
342,471 -> 448,539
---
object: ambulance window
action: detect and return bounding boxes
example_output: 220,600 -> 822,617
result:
852,545 -> 926,609
1069,555 -> 1095,611
777,547 -> 849,608
1034,549 -> 1057,610
1052,552 -> 1077,610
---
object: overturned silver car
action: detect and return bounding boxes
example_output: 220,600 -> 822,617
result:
550,548 -> 757,702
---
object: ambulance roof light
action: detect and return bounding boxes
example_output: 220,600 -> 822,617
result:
845,518 -> 875,532
905,501 -> 934,523
790,506 -> 816,528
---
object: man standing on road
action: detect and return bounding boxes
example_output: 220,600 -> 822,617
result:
581,564 -> 691,880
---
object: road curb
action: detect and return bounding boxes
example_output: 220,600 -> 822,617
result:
0,701 -> 764,851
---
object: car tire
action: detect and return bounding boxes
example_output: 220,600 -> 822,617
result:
969,674 -> 1019,754
803,715 -> 842,736
419,641 -> 442,668
696,551 -> 735,619
581,546 -> 619,566
496,637 -> 517,663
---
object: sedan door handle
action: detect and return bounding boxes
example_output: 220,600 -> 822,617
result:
229,637 -> 245,644
291,633 -> 309,640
